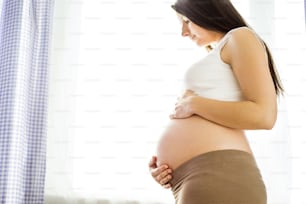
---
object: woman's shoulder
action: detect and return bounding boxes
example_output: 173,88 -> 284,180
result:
218,27 -> 260,51
228,27 -> 263,47
229,26 -> 255,35
221,26 -> 266,64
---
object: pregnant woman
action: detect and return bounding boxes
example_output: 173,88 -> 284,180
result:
148,0 -> 284,203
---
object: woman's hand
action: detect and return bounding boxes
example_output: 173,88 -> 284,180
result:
148,156 -> 173,189
170,90 -> 197,119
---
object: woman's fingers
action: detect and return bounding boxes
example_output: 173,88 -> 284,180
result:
158,168 -> 172,182
150,165 -> 172,183
148,157 -> 173,188
159,173 -> 172,185
151,164 -> 168,178
162,182 -> 172,189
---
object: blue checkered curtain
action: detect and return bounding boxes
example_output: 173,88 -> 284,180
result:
0,0 -> 54,203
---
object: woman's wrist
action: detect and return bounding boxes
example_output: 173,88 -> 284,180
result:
189,95 -> 201,116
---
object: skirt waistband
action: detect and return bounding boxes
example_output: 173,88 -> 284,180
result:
169,149 -> 259,188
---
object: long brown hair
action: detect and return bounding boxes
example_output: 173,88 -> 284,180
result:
172,0 -> 284,95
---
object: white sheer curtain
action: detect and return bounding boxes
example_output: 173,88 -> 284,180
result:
45,0 -> 306,203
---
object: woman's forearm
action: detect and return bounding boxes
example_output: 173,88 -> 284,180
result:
189,96 -> 277,130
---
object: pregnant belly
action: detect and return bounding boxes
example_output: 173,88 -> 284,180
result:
156,115 -> 251,170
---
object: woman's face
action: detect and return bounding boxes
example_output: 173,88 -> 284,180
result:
177,14 -> 223,47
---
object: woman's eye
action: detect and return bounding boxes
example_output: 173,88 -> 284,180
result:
181,17 -> 190,24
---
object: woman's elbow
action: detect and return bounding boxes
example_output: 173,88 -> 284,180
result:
258,109 -> 277,130
261,118 -> 276,130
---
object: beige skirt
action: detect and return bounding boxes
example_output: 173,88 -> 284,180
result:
169,149 -> 267,204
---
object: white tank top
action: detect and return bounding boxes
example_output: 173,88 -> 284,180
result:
184,27 -> 246,101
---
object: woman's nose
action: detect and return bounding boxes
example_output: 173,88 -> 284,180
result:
181,24 -> 190,37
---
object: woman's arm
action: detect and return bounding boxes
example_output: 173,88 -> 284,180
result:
171,28 -> 277,130
188,96 -> 276,129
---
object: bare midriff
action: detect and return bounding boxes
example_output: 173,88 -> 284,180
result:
156,115 -> 252,170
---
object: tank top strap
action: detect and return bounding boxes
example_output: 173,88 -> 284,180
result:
215,31 -> 233,49
214,26 -> 251,51
213,26 -> 266,55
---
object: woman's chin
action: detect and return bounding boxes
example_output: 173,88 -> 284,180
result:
195,41 -> 207,48
192,39 -> 205,47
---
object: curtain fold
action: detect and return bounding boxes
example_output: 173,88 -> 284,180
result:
0,0 -> 54,203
